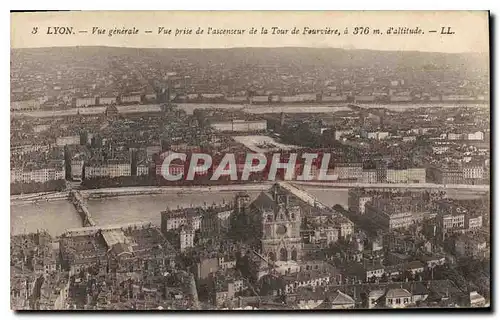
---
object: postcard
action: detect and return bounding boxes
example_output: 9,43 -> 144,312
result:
10,11 -> 490,311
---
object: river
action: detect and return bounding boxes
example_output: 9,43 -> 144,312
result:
85,188 -> 350,227
10,200 -> 82,236
11,102 -> 489,118
10,186 -> 486,237
10,188 -> 349,236
87,191 -> 261,226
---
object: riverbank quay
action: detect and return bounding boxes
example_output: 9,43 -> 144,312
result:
80,184 -> 272,199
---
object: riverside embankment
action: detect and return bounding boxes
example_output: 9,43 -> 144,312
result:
80,184 -> 272,199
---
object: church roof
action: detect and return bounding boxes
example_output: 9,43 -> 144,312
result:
251,192 -> 276,211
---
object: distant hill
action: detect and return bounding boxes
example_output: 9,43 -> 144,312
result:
11,46 -> 489,72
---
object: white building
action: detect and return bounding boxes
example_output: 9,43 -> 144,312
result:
432,145 -> 450,154
11,99 -> 41,110
385,168 -> 425,183
226,96 -> 248,103
180,225 -> 195,252
144,93 -> 157,101
162,211 -> 202,232
136,164 -> 149,176
466,215 -> 483,230
439,212 -> 465,233
402,136 -> 417,142
467,131 -> 484,141
442,95 -> 475,101
333,163 -> 362,180
84,162 -> 131,179
281,93 -> 317,102
463,165 -> 484,180
75,97 -> 96,107
56,135 -> 80,147
322,95 -> 347,102
334,129 -> 353,140
360,170 -> 378,184
365,200 -> 416,231
361,130 -> 389,140
201,93 -> 224,99
385,288 -> 413,308
11,164 -> 65,184
390,96 -> 412,102
283,272 -> 331,294
250,96 -> 269,103
186,93 -> 199,100
386,169 -> 408,183
447,133 -> 463,140
98,97 -> 117,105
120,95 -> 141,103
407,168 -> 426,183
210,120 -> 267,132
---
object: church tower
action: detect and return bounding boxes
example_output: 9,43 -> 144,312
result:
229,192 -> 255,244
235,192 -> 251,214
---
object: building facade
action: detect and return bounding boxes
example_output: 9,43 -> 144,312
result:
257,192 -> 303,262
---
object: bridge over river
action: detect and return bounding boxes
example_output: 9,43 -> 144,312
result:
69,190 -> 96,227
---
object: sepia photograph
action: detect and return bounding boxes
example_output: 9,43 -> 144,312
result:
9,11 -> 491,311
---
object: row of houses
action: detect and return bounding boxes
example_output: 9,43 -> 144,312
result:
348,190 -> 485,235
224,93 -> 487,104
427,163 -> 489,184
11,161 -> 66,184
61,92 -> 491,109
73,94 -> 146,107
12,154 -> 485,187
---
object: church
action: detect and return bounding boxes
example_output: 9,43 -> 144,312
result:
230,184 -> 303,263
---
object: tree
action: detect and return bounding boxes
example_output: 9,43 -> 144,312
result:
380,273 -> 389,283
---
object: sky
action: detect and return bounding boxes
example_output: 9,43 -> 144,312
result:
11,11 -> 489,53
